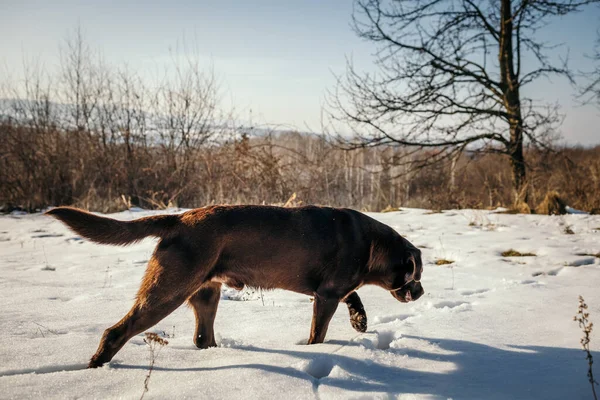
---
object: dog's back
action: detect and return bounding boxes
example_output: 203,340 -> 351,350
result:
184,205 -> 382,294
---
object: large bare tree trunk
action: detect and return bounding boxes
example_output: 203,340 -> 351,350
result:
509,121 -> 527,203
500,0 -> 528,204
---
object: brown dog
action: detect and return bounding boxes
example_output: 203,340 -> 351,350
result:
46,205 -> 424,368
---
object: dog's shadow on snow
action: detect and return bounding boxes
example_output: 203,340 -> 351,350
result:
113,336 -> 599,399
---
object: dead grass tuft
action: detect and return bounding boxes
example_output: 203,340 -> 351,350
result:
536,190 -> 568,215
467,212 -> 497,230
494,208 -> 521,214
514,201 -> 532,214
425,209 -> 444,214
502,249 -> 536,257
495,201 -> 532,214
435,259 -> 454,265
381,205 -> 403,213
576,252 -> 600,259
282,192 -> 304,208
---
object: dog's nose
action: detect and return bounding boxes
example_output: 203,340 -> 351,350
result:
412,286 -> 425,301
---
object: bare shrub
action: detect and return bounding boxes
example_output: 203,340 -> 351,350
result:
574,296 -> 598,400
140,332 -> 169,400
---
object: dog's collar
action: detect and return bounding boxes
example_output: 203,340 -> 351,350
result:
391,279 -> 418,292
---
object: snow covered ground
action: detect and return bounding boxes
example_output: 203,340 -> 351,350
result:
0,207 -> 599,399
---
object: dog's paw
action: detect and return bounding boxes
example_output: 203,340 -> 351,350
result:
194,335 -> 217,349
349,311 -> 367,333
87,358 -> 104,368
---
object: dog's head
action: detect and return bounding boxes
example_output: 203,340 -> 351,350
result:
391,279 -> 424,303
387,238 -> 424,303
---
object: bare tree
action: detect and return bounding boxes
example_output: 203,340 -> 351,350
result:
59,26 -> 106,132
99,67 -> 150,204
580,29 -> 600,107
6,59 -> 56,130
329,0 -> 599,204
149,47 -> 225,207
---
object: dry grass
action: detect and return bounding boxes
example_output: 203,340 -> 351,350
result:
3,119 -> 600,214
467,212 -> 497,230
536,190 -> 568,215
494,208 -> 523,214
576,252 -> 600,259
380,205 -> 403,213
282,192 -> 304,208
494,201 -> 532,214
513,200 -> 532,214
435,259 -> 455,265
501,249 -> 536,257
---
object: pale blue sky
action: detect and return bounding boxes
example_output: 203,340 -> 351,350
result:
1,0 -> 599,145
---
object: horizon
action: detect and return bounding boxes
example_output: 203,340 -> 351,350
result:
1,0 -> 599,146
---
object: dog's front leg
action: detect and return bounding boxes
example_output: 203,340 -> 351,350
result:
343,291 -> 367,333
307,293 -> 340,344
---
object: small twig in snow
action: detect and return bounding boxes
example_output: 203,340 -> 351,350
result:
33,322 -> 60,336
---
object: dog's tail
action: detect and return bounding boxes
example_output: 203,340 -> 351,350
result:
45,207 -> 180,246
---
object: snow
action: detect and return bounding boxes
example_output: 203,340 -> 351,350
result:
566,206 -> 589,215
1,208 -> 599,399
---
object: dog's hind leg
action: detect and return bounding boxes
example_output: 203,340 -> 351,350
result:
88,254 -> 205,368
188,282 -> 221,349
343,291 -> 367,333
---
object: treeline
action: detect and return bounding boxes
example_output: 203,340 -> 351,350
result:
1,32 -> 599,213
2,116 -> 600,213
